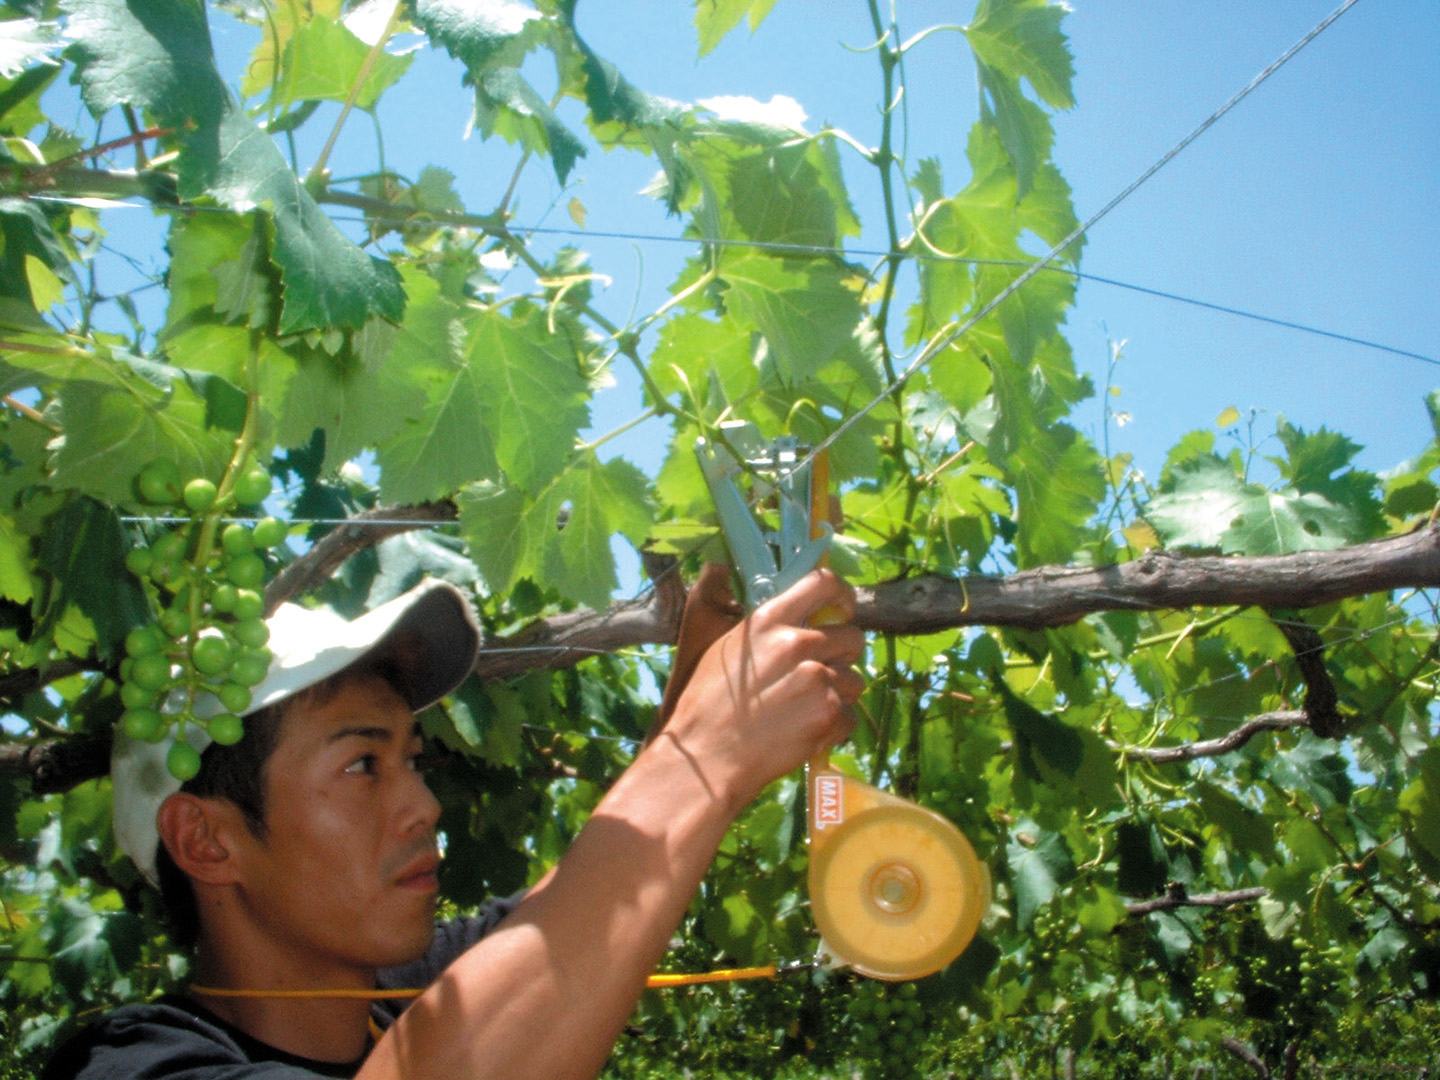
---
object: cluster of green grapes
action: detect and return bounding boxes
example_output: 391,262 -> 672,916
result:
844,980 -> 927,1078
119,457 -> 286,781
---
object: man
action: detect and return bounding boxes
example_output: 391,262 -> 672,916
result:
46,568 -> 864,1079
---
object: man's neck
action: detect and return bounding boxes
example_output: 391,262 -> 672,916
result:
190,944 -> 378,1064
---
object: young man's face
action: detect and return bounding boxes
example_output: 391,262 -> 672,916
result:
228,670 -> 443,979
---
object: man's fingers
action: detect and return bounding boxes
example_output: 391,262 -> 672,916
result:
753,568 -> 855,630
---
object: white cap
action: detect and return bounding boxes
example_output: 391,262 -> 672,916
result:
112,578 -> 482,887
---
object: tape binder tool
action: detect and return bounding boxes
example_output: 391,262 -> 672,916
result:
696,422 -> 990,980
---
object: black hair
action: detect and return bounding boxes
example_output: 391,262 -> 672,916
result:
155,652 -> 411,950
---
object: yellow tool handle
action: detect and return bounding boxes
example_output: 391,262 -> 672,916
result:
806,448 -> 845,775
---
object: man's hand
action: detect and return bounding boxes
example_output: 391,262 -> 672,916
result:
656,567 -> 865,812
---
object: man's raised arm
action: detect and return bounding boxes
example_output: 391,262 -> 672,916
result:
361,569 -> 865,1080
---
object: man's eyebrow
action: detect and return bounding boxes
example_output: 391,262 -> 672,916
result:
326,722 -> 423,745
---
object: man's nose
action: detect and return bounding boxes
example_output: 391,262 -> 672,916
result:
400,768 -> 442,836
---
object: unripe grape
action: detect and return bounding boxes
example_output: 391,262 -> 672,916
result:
251,516 -> 287,550
128,652 -> 172,692
233,467 -> 271,506
220,523 -> 254,556
206,713 -> 245,746
120,680 -> 159,710
182,478 -> 219,513
226,552 -> 265,589
149,559 -> 181,586
124,547 -> 154,577
136,459 -> 181,505
232,617 -> 269,650
191,635 -> 233,676
229,650 -> 270,688
211,584 -> 239,614
232,589 -> 264,621
122,707 -> 165,743
125,624 -> 166,658
167,739 -> 202,782
216,682 -> 251,715
151,529 -> 188,564
159,606 -> 190,640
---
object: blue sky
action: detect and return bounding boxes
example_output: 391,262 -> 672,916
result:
52,1 -> 1440,502
570,0 -> 1440,485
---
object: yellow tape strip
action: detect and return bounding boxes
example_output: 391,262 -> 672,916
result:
189,965 -> 779,1001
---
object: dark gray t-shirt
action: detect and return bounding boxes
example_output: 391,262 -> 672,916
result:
43,899 -> 519,1080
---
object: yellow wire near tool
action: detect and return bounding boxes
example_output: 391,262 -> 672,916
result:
190,964 -> 779,1002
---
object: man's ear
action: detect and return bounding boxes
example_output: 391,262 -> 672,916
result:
156,792 -> 246,886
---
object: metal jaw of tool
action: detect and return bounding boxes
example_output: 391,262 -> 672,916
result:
695,422 -> 833,608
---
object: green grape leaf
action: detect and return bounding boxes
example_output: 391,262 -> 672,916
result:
239,0 -> 338,99
0,198 -> 71,308
411,1 -> 581,180
547,454 -> 652,610
65,0 -> 227,128
454,480 -> 529,598
724,140 -> 854,248
965,0 -> 1074,195
564,16 -> 686,132
202,112 -> 406,333
375,294 -> 588,504
1194,781 -> 1274,858
693,0 -> 779,57
646,309 -> 756,404
459,455 -> 649,609
276,324 -> 423,470
45,359 -> 234,508
163,213 -> 256,328
1147,454 -> 1357,556
413,0 -> 549,74
965,0 -> 1076,110
973,58 -> 1053,200
1006,826 -> 1074,929
1220,489 -> 1355,555
36,497 -> 149,657
1399,748 -> 1440,864
461,308 -> 590,492
66,0 -> 405,335
719,254 -> 863,383
373,277 -> 497,504
473,66 -> 587,184
0,512 -> 36,603
1008,422 -> 1103,566
278,16 -> 412,112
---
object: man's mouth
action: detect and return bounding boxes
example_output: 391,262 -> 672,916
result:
394,850 -> 441,891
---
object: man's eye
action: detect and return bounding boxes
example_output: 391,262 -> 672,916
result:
345,755 -> 378,775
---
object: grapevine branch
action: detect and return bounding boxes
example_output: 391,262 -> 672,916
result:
4,517 -> 1437,793
1115,712 -> 1310,764
1124,883 -> 1268,917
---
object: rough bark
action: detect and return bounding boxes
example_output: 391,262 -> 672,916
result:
852,520 -> 1440,634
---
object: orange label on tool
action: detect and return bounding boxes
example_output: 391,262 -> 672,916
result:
813,774 -> 844,829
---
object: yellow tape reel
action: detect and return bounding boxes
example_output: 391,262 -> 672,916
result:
808,772 -> 989,981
